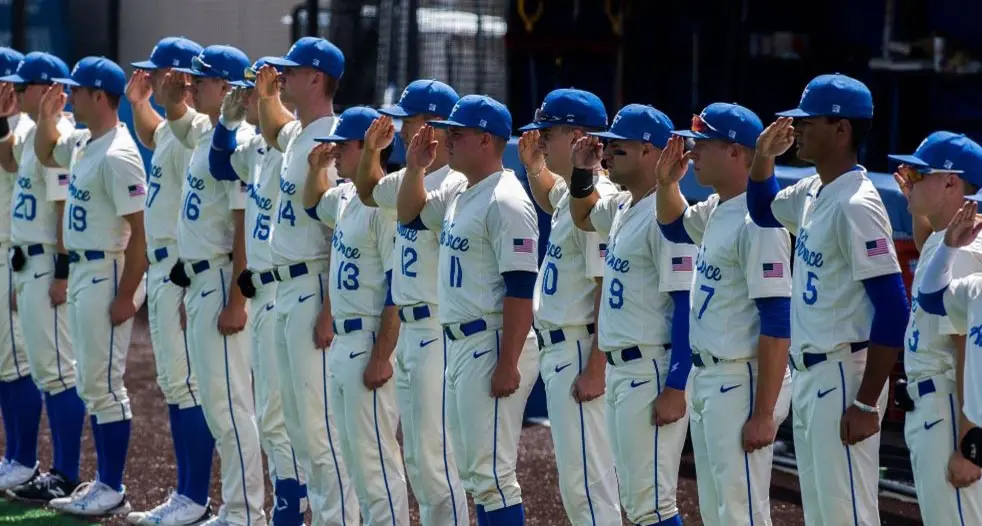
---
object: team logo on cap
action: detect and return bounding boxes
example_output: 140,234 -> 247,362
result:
40,73 -> 48,80
728,130 -> 737,139
94,80 -> 102,87
643,132 -> 651,141
428,103 -> 437,111
312,59 -> 320,67
945,160 -> 954,170
479,119 -> 488,128
832,104 -> 841,114
612,114 -> 622,127
172,59 -> 180,66
800,88 -> 809,104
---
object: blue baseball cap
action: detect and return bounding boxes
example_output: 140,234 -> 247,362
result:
131,37 -> 203,70
428,95 -> 512,139
673,102 -> 763,149
889,132 -> 982,187
315,107 -> 382,143
266,37 -> 344,79
776,73 -> 873,119
379,79 -> 459,119
232,56 -> 280,88
54,57 -> 126,96
0,51 -> 69,84
589,104 -> 674,147
0,48 -> 24,77
175,45 -> 250,82
519,88 -> 608,131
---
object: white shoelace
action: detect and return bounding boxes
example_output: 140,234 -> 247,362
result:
65,481 -> 96,502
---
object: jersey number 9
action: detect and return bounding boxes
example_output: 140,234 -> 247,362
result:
608,278 -> 624,309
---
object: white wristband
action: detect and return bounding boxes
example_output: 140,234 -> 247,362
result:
920,242 -> 956,295
853,400 -> 879,414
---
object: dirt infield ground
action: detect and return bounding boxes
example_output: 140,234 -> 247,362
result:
0,312 -> 923,525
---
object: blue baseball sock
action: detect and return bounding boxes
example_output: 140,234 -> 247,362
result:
476,504 -> 489,526
9,376 -> 41,467
485,503 -> 525,526
272,478 -> 305,525
0,381 -> 16,461
167,405 -> 187,496
90,415 -> 103,479
95,419 -> 130,492
47,389 -> 84,482
179,405 -> 214,506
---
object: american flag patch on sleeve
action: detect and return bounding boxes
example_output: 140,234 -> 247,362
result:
57,173 -> 69,186
128,184 -> 146,197
599,243 -> 608,258
762,262 -> 784,278
865,238 -> 889,257
512,238 -> 534,254
671,256 -> 693,271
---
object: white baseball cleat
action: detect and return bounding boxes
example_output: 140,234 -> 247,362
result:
48,481 -> 132,517
197,505 -> 233,526
0,460 -> 38,491
126,491 -> 212,525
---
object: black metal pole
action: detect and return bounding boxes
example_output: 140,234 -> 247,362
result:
306,0 -> 319,37
10,0 -> 25,50
108,0 -> 121,61
407,0 -> 419,81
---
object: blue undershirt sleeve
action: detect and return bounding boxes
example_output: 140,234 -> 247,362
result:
385,270 -> 395,307
208,122 -> 240,182
658,213 -> 694,245
754,297 -> 791,339
502,271 -> 536,299
861,273 -> 911,347
402,216 -> 429,231
746,176 -> 783,228
665,290 -> 692,390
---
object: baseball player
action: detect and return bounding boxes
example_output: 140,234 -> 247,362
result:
32,56 -> 148,516
397,95 -> 541,525
124,36 -> 218,525
567,105 -> 696,526
655,104 -> 793,525
746,74 -> 911,525
0,47 -> 40,495
352,80 -> 470,525
0,52 -> 87,502
254,37 -> 359,525
516,88 -> 621,525
303,106 -> 407,525
159,45 -> 265,526
209,57 -> 307,525
890,132 -> 982,523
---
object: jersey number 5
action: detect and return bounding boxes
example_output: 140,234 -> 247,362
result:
803,271 -> 819,305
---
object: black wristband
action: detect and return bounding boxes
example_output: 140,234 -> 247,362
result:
569,167 -> 595,199
54,253 -> 70,279
0,117 -> 9,140
962,427 -> 982,467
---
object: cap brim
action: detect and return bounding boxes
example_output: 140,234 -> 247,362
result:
230,80 -> 255,88
518,121 -> 557,132
672,130 -> 711,140
775,108 -> 812,118
314,135 -> 355,143
264,57 -> 300,68
887,154 -> 929,168
589,131 -> 627,140
966,193 -> 982,203
378,106 -> 412,118
173,67 -> 212,77
131,60 -> 160,70
0,74 -> 26,84
427,119 -> 465,129
52,78 -> 80,87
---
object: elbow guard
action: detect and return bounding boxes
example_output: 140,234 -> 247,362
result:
747,177 -> 783,228
208,123 -> 240,182
863,273 -> 911,348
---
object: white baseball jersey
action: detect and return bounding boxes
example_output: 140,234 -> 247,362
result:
1,114 -> 33,242
230,132 -> 281,271
589,192 -> 696,351
312,182 -> 394,319
50,124 -> 147,251
10,116 -> 73,246
145,121 -> 193,249
171,109 -> 252,261
770,168 -> 901,355
371,165 -> 466,306
416,170 -> 539,325
938,274 -> 982,426
682,193 -> 792,359
270,117 -> 339,265
533,176 -> 616,329
905,231 -> 982,383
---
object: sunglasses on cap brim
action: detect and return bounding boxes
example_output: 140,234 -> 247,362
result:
190,56 -> 213,75
898,163 -> 964,183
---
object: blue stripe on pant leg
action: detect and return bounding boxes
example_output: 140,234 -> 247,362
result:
183,325 -> 197,406
838,362 -> 859,526
949,393 -> 966,526
321,271 -> 347,525
9,265 -> 22,377
652,358 -> 663,524
744,363 -> 755,526
109,260 -> 123,420
492,331 -> 506,507
442,331 -> 459,524
576,341 -> 597,525
219,268 -> 251,524
373,389 -> 397,525
53,265 -> 67,391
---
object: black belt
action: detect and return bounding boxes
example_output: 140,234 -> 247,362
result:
68,250 -> 106,263
333,318 -> 363,334
444,318 -> 489,341
535,323 -> 596,348
915,378 -> 936,398
789,341 -> 869,370
150,247 -> 170,263
24,244 -> 45,257
398,304 -> 432,323
605,344 -> 671,366
692,353 -> 720,368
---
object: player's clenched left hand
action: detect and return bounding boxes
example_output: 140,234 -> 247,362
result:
314,308 -> 334,350
840,405 -> 880,445
742,413 -> 778,452
109,294 -> 137,326
491,363 -> 521,398
948,449 -> 982,488
217,303 -> 247,335
49,278 -> 67,307
652,387 -> 686,426
571,369 -> 605,403
363,356 -> 393,390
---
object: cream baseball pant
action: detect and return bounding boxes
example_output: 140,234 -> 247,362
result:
184,259 -> 264,526
688,355 -> 792,526
13,248 -> 74,395
147,248 -> 199,409
904,374 -> 982,525
790,347 -> 887,526
444,322 -> 539,512
537,327 -> 619,525
394,310 -> 468,526
249,280 -> 301,483
328,320 -> 409,526
604,344 -> 688,525
275,266 -> 358,526
0,256 -> 27,382
68,254 -> 145,424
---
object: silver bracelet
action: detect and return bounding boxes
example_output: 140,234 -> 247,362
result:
852,400 -> 879,414
526,165 -> 544,179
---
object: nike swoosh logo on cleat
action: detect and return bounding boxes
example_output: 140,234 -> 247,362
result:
420,338 -> 438,347
473,349 -> 493,359
298,294 -> 315,303
817,387 -> 837,398
630,380 -> 651,388
92,277 -> 109,284
265,303 -> 275,311
200,289 -> 217,298
349,351 -> 367,359
720,384 -> 742,394
276,497 -> 288,511
33,272 -> 49,279
924,418 -> 944,430
555,363 -> 572,373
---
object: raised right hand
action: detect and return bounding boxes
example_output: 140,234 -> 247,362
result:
38,85 -> 66,121
125,70 -> 153,104
571,136 -> 603,170
0,83 -> 18,117
518,130 -> 545,174
755,117 -> 795,158
160,71 -> 189,107
945,200 -> 982,248
220,87 -> 248,125
406,124 -> 437,172
655,135 -> 692,186
308,142 -> 337,171
256,65 -> 280,99
364,116 -> 396,151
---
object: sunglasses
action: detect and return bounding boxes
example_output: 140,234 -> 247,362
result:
190,56 -> 213,76
898,163 -> 964,184
14,82 -> 52,93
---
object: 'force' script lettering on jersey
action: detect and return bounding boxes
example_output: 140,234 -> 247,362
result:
545,241 -> 562,260
440,221 -> 470,252
795,229 -> 824,268
331,230 -> 361,259
604,241 -> 630,273
186,170 -> 206,192
695,245 -> 722,281
247,183 -> 274,211
279,176 -> 297,196
67,175 -> 91,202
395,223 -> 418,243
